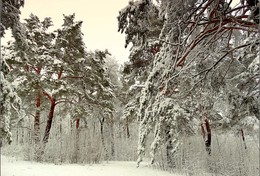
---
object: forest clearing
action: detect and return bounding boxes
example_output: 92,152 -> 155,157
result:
2,155 -> 184,176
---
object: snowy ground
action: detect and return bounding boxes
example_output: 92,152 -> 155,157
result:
1,155 -> 183,176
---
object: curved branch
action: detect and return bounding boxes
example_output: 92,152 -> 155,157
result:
193,42 -> 252,79
43,91 -> 55,104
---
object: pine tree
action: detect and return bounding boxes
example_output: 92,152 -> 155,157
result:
0,0 -> 24,37
0,0 -> 24,145
117,0 -> 163,140
41,14 -> 86,146
118,0 -> 259,166
0,46 -> 22,144
3,14 -> 55,160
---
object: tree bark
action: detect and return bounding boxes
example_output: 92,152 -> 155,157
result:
240,128 -> 247,149
99,117 -> 108,160
34,92 -> 41,161
109,113 -> 115,158
165,125 -> 175,168
59,118 -> 63,162
43,99 -> 56,144
126,116 -> 130,138
74,118 -> 80,163
201,117 -> 211,155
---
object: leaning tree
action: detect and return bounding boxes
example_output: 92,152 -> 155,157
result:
118,0 -> 259,166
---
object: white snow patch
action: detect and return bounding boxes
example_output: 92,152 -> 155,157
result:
1,155 -> 183,176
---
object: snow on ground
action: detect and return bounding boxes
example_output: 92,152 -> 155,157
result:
1,155 -> 183,176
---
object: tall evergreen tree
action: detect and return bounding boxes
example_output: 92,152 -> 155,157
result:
0,0 -> 24,145
3,14 -> 55,160
118,0 -> 259,166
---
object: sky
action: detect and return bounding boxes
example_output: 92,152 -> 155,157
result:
3,0 -> 131,64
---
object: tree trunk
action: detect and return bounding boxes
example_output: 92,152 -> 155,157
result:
165,125 -> 175,168
74,118 -> 80,163
240,128 -> 247,149
34,92 -> 41,161
59,118 -> 63,163
100,117 -> 108,160
43,99 -> 56,144
109,113 -> 115,158
93,122 -> 96,139
126,116 -> 130,138
16,126 -> 19,145
201,117 -> 211,155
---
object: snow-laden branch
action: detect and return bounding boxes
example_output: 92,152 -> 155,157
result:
192,42 -> 253,83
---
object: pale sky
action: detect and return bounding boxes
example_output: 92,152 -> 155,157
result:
3,0 -> 131,64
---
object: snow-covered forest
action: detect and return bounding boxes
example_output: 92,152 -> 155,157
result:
1,0 -> 259,176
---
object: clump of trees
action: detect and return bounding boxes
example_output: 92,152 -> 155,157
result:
1,11 -> 120,161
117,0 -> 259,168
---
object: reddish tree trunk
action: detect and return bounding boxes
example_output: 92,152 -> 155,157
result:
201,117 -> 211,155
76,118 -> 80,129
42,69 -> 62,144
43,99 -> 56,144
